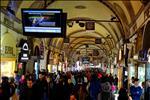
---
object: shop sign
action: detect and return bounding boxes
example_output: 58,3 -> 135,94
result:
19,41 -> 29,62
22,42 -> 29,51
86,21 -> 95,30
1,46 -> 13,54
5,46 -> 13,54
21,53 -> 29,61
1,46 -> 15,57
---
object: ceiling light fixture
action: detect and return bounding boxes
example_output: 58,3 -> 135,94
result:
67,21 -> 74,27
79,22 -> 85,27
75,5 -> 86,9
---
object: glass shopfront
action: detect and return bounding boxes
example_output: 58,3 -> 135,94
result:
1,31 -> 17,78
129,65 -> 135,80
52,65 -> 57,73
1,60 -> 16,77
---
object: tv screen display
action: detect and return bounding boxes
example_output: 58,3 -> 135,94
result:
21,9 -> 66,37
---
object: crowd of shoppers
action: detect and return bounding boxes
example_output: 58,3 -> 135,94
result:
0,69 -> 149,100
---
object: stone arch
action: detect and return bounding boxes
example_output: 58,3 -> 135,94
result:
34,46 -> 40,56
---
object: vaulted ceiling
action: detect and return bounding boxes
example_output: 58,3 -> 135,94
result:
1,0 -> 147,62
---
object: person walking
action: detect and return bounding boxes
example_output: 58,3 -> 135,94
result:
97,76 -> 115,100
1,76 -> 11,100
130,78 -> 142,100
19,79 -> 36,100
118,88 -> 132,100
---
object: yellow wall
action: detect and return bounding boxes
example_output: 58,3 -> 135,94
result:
1,32 -> 16,58
118,66 -> 123,89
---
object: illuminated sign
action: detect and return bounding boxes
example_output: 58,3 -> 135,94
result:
119,49 -> 122,61
19,52 -> 29,62
22,42 -> 29,51
19,41 -> 29,62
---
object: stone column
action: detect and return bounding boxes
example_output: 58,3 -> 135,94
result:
145,63 -> 150,99
135,63 -> 138,78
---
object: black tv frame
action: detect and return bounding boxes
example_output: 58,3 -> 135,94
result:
21,9 -> 67,38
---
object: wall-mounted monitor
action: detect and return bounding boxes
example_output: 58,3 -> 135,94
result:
21,9 -> 67,37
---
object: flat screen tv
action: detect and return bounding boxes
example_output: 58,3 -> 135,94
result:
21,9 -> 66,37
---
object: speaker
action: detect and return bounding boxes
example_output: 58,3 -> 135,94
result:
95,38 -> 102,44
86,21 -> 95,30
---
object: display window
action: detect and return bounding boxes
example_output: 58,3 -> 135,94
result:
58,62 -> 62,71
52,65 -> 57,73
1,61 -> 16,77
48,64 -> 52,73
58,65 -> 62,71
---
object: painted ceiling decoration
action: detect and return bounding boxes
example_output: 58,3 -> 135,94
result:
1,0 -> 146,61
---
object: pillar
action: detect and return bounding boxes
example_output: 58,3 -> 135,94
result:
145,63 -> 150,99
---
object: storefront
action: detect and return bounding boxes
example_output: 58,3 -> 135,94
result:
1,32 -> 17,78
58,62 -> 62,71
113,65 -> 118,76
47,64 -> 52,73
52,65 -> 57,73
138,64 -> 145,86
1,59 -> 16,78
128,64 -> 136,83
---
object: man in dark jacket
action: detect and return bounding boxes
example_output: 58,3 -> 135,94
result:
89,74 -> 101,100
34,72 -> 48,100
19,79 -> 36,100
1,76 -> 11,100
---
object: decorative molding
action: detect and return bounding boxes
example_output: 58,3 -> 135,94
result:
1,8 -> 23,34
1,7 -> 21,23
0,21 -> 22,35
